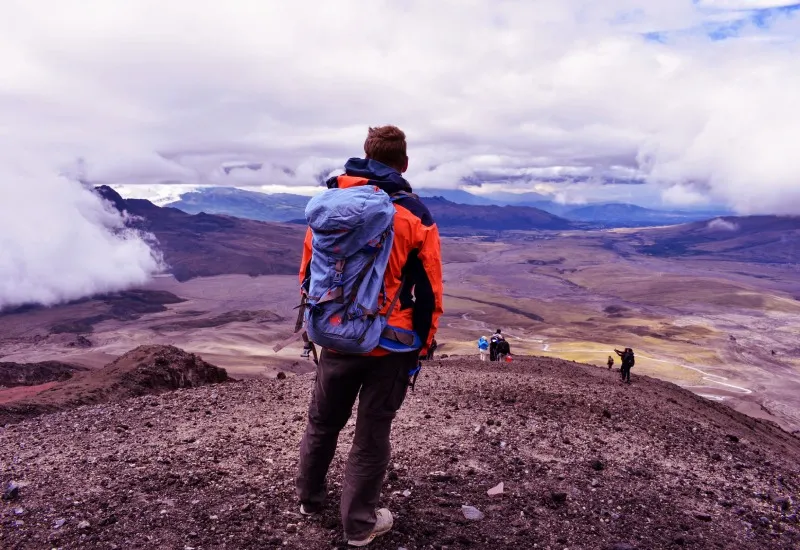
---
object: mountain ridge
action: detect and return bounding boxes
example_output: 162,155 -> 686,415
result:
95,186 -> 305,281
163,186 -> 575,231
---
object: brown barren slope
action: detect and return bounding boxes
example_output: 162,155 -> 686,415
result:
1,357 -> 799,549
0,361 -> 87,388
0,345 -> 228,425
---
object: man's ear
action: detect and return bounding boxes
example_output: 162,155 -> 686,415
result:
400,156 -> 409,173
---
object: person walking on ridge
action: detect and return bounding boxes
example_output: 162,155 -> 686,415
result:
296,125 -> 444,547
496,337 -> 511,362
489,329 -> 504,362
614,347 -> 635,384
423,338 -> 438,360
607,355 -> 614,370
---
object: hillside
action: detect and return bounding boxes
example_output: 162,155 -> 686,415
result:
2,356 -> 798,549
564,203 -> 727,227
636,215 -> 800,263
167,187 -> 309,222
422,197 -> 573,232
96,186 -> 305,281
0,361 -> 87,388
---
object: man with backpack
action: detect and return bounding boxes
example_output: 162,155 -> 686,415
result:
489,329 -> 504,362
496,338 -> 511,362
614,347 -> 635,384
295,125 -> 443,547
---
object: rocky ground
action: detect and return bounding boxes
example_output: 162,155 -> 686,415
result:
1,356 -> 799,549
0,361 -> 87,388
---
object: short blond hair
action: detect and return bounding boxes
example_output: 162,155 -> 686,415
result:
364,125 -> 407,170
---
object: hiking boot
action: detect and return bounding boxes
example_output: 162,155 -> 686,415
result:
347,508 -> 393,547
300,503 -> 322,516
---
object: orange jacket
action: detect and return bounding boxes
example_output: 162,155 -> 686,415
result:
299,158 -> 443,355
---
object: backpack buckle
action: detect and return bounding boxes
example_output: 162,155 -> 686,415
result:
332,259 -> 345,286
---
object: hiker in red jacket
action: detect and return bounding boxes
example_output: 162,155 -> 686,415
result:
296,125 -> 443,546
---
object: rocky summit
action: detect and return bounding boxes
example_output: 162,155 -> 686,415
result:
1,356 -> 799,549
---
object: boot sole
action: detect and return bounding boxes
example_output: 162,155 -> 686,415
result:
347,522 -> 392,547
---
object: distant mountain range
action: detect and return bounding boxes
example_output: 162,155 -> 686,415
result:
98,185 -> 799,280
168,187 -> 309,223
636,215 -> 800,264
165,187 -> 574,231
96,186 -> 305,281
421,196 -> 572,231
562,203 -> 731,227
164,186 -> 727,229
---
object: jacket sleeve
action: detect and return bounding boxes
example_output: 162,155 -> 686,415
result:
299,227 -> 312,287
414,222 -> 444,354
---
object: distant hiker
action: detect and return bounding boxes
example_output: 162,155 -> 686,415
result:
615,347 -> 635,384
607,355 -> 614,370
296,125 -> 443,546
478,336 -> 489,361
423,338 -> 438,360
489,329 -> 504,362
496,338 -> 511,362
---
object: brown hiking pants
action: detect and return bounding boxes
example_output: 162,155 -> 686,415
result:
297,348 -> 415,539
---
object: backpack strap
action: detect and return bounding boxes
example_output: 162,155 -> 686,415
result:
272,293 -> 318,364
408,360 -> 422,392
313,259 -> 346,306
384,274 -> 406,320
345,229 -> 392,317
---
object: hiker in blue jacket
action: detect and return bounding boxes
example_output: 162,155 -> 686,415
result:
478,336 -> 489,361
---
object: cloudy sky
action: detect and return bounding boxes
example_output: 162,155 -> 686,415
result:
1,0 -> 799,307
4,0 -> 800,210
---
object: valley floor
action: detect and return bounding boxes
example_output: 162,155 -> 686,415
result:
1,358 -> 799,549
1,230 -> 799,433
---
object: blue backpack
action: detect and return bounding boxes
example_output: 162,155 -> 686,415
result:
302,185 -> 421,354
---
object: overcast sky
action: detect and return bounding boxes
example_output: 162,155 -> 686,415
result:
3,0 -> 800,211
1,1 -> 800,308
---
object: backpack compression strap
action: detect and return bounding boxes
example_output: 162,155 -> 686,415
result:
309,259 -> 346,305
272,293 -> 318,364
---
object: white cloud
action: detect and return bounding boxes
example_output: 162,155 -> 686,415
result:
0,156 -> 163,310
661,184 -> 713,207
2,0 -> 800,305
707,217 -> 739,231
2,2 -> 797,206
115,183 -> 201,206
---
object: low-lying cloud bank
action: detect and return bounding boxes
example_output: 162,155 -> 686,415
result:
0,161 -> 163,310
